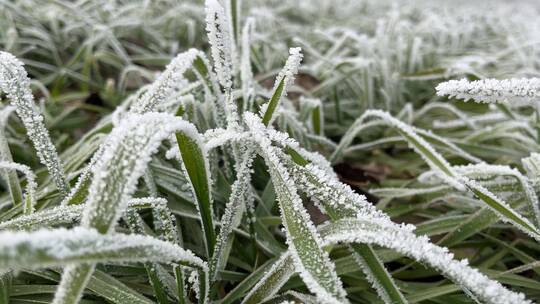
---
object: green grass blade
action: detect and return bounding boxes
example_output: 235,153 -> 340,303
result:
176,131 -> 216,258
335,110 -> 540,241
246,113 -> 348,304
262,77 -> 285,126
242,253 -> 294,304
284,146 -> 407,304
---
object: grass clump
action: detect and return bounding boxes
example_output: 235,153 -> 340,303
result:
1,0 -> 540,303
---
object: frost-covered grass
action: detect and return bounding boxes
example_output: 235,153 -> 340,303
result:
1,0 -> 540,303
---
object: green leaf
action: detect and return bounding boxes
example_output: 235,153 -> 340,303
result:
176,132 -> 216,258
262,77 -> 285,126
242,253 -> 295,304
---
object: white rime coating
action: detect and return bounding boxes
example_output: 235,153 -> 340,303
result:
209,148 -> 255,279
241,17 -> 256,110
522,152 -> 540,180
0,161 -> 37,214
259,47 -> 303,124
320,218 -> 531,304
276,47 -> 303,93
0,51 -> 68,195
81,112 -> 201,234
333,110 -> 540,239
205,0 -> 233,90
350,245 -> 393,304
334,109 -> 465,191
453,163 -> 540,227
57,114 -> 205,304
417,164 -> 540,240
242,253 -> 295,304
0,204 -> 84,231
245,112 -> 349,304
129,49 -> 201,114
0,197 -> 172,232
436,78 -> 540,104
0,227 -> 207,272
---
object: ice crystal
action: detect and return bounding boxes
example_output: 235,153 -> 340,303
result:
259,47 -> 303,124
0,227 -> 206,272
0,161 -> 36,214
320,218 -> 531,304
0,51 -> 68,195
129,49 -> 201,114
205,0 -> 234,90
81,113 -> 200,233
241,17 -> 256,110
245,112 -> 348,304
436,78 -> 540,105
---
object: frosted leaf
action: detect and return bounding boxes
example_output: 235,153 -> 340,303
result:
0,106 -> 23,206
129,49 -> 202,114
242,253 -> 295,304
436,78 -> 540,105
522,153 -> 540,181
433,112 -> 507,129
454,164 -> 540,227
0,161 -> 36,214
0,205 -> 84,231
128,197 -> 179,244
0,227 -> 207,276
209,148 -> 255,279
0,51 -> 68,195
414,128 -> 482,163
241,17 -> 256,111
418,163 -> 540,235
244,112 -> 348,304
460,176 -> 540,241
320,218 -> 531,304
56,113 -> 206,304
0,197 -> 173,232
203,128 -> 251,151
414,102 -> 478,129
259,47 -> 303,126
333,109 -> 540,240
80,112 -> 201,233
332,109 -> 465,191
370,185 -> 450,198
0,106 -> 15,127
205,0 -> 233,90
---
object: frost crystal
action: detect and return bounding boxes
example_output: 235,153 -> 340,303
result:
0,161 -> 36,214
129,49 -> 201,114
321,218 -> 531,304
0,227 -> 207,273
245,112 -> 348,304
436,78 -> 540,104
241,17 -> 256,110
0,51 -> 68,195
259,47 -> 303,123
205,0 -> 234,90
81,113 -> 200,233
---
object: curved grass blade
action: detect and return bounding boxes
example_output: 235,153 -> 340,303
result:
0,227 -> 207,280
0,51 -> 68,195
0,161 -> 36,215
0,106 -> 23,206
269,128 -> 407,304
320,218 -> 531,304
242,253 -> 294,304
209,149 -> 254,280
334,110 -> 540,241
176,131 -> 216,258
245,113 -> 348,304
261,48 -> 303,126
56,113 -> 209,304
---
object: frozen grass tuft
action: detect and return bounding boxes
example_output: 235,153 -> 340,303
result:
1,0 -> 540,303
